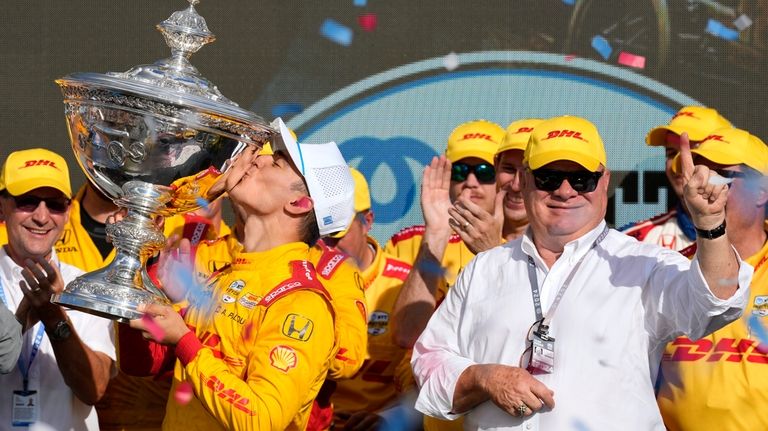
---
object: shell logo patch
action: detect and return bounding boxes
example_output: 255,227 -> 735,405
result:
239,293 -> 260,309
269,345 -> 298,372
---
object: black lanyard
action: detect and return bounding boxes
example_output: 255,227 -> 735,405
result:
526,225 -> 609,334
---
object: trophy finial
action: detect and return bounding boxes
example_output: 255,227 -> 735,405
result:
157,0 -> 215,61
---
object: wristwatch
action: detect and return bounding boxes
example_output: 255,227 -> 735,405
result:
695,219 -> 727,240
47,319 -> 73,342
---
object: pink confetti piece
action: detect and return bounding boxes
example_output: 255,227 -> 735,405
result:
617,51 -> 646,69
358,13 -> 377,32
564,54 -> 577,61
243,321 -> 254,341
141,314 -> 165,341
174,381 -> 194,405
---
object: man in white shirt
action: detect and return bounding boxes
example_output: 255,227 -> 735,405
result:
411,116 -> 752,430
0,148 -> 115,430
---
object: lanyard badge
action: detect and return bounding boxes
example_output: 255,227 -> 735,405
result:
528,323 -> 555,374
522,225 -> 609,375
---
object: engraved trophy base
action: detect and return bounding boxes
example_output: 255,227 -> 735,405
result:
53,268 -> 169,323
53,181 -> 172,322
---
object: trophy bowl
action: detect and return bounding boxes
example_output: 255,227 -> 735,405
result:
52,0 -> 273,321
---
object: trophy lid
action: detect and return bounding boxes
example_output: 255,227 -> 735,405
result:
56,0 -> 271,144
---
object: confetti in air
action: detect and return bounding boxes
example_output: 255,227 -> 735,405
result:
195,197 -> 210,211
617,51 -> 646,69
174,381 -> 194,405
561,0 -> 575,5
141,314 -> 166,341
708,173 -> 734,186
353,0 -> 367,6
271,103 -> 305,117
243,321 -> 254,341
705,19 -> 739,41
733,14 -> 753,31
748,315 -> 768,353
416,259 -> 448,278
571,418 -> 592,431
443,52 -> 460,71
590,35 -> 612,60
320,19 -> 354,46
358,13 -> 377,32
717,277 -> 739,286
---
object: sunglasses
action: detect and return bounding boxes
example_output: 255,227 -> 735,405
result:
531,169 -> 603,193
9,195 -> 71,214
451,163 -> 495,184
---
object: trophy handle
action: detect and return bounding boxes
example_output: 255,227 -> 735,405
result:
53,181 -> 173,322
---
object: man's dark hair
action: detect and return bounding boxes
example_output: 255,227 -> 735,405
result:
291,180 -> 320,246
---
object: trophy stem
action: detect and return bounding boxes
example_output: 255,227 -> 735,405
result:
53,181 -> 172,322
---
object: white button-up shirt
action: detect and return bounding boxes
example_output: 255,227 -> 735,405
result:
0,247 -> 115,431
412,221 -> 752,431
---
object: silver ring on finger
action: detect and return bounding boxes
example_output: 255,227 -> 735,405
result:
463,221 -> 470,228
516,403 -> 527,416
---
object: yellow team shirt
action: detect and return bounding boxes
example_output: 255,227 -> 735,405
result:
193,235 -> 367,381
332,237 -> 412,419
657,233 -> 768,430
164,242 -> 336,430
384,225 -> 475,304
385,225 -> 477,431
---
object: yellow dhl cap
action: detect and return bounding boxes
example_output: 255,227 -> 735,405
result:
0,148 -> 72,197
524,116 -> 606,172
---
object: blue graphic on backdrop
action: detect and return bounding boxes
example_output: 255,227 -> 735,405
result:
340,136 -> 437,224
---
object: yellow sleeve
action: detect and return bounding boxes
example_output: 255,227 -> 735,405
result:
326,261 -> 368,380
178,291 -> 335,430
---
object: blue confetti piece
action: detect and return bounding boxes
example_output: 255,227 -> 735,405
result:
749,314 -> 768,346
271,103 -> 304,117
354,0 -> 367,6
705,19 -> 739,41
571,418 -> 591,431
195,197 -> 210,211
416,259 -> 447,278
562,0 -> 575,5
320,19 -> 353,47
590,35 -> 612,60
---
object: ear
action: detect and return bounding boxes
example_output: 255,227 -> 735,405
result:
286,196 -> 314,216
600,168 -> 611,192
361,210 -> 374,233
756,178 -> 768,207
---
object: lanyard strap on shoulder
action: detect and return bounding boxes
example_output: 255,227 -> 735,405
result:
527,226 -> 609,329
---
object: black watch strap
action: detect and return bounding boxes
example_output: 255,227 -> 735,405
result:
695,219 -> 727,240
47,319 -> 73,342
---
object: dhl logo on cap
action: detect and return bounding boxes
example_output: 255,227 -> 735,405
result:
701,134 -> 729,144
513,127 -> 535,134
461,132 -> 496,142
20,159 -> 62,171
542,129 -> 589,143
672,111 -> 699,120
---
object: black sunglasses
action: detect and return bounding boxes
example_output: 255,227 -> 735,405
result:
531,169 -> 603,193
451,162 -> 495,184
10,195 -> 71,214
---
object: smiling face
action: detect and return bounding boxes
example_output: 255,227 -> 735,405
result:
522,160 -> 610,248
496,149 -> 527,226
0,187 -> 70,265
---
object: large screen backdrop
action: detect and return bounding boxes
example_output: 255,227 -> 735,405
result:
2,0 -> 765,243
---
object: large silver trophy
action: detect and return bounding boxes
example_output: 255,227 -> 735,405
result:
52,0 -> 272,321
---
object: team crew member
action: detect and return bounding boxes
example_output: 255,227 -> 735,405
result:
325,168 -> 416,430
123,121 -> 356,430
412,116 -> 751,430
622,106 -> 732,253
657,128 -> 768,430
387,120 -> 506,349
0,148 -> 115,430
